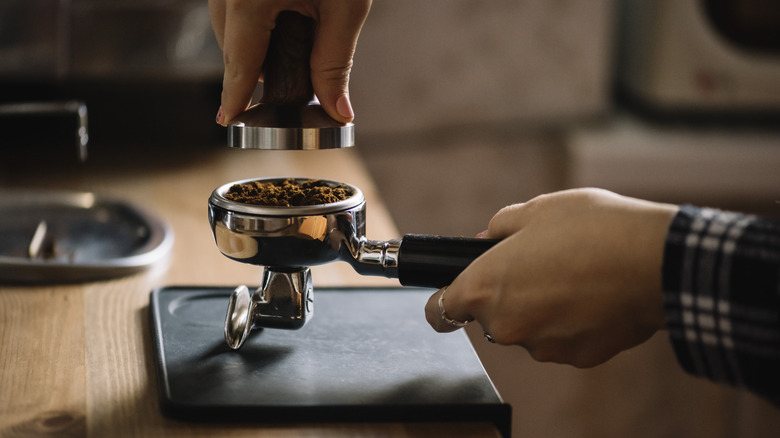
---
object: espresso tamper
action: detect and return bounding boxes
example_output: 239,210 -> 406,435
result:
209,178 -> 498,349
227,11 -> 354,150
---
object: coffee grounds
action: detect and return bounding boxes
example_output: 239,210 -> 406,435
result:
224,178 -> 353,206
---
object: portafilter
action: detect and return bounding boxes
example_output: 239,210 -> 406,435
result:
209,177 -> 498,350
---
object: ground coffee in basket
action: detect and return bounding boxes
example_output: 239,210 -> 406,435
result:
224,179 -> 352,206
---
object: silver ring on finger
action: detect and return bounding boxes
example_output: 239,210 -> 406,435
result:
438,286 -> 473,328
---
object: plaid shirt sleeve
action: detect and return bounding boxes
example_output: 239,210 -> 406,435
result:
662,205 -> 780,405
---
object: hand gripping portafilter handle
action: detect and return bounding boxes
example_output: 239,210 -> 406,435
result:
396,235 -> 500,289
262,11 -> 315,105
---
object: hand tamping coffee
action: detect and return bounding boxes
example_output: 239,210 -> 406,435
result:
226,12 -> 354,150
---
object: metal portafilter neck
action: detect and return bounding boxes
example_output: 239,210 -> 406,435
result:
227,11 -> 354,150
209,178 -> 498,350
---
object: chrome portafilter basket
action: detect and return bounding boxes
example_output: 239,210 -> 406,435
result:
208,177 -> 498,350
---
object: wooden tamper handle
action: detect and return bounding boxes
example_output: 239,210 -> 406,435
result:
261,11 -> 316,105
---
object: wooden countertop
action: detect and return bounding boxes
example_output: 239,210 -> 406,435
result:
0,148 -> 500,437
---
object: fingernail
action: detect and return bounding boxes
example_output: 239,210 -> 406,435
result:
216,106 -> 225,126
336,94 -> 354,121
476,230 -> 488,238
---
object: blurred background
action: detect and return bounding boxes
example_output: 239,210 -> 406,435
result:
2,0 -> 779,436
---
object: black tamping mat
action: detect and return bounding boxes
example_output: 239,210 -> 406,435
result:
149,286 -> 511,437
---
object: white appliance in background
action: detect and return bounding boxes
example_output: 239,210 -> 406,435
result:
567,1 -> 780,207
616,0 -> 780,113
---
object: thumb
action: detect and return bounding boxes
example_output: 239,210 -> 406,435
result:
309,6 -> 369,124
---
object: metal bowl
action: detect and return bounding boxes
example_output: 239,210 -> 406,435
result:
0,190 -> 173,283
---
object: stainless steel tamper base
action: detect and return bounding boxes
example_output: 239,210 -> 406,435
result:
225,267 -> 313,350
227,102 -> 354,150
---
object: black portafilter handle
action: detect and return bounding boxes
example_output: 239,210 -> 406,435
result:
397,235 -> 500,289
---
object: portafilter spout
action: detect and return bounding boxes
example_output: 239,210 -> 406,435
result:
226,11 -> 354,150
224,267 -> 312,350
209,178 -> 498,349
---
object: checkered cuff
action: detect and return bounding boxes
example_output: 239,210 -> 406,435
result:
662,205 -> 780,405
